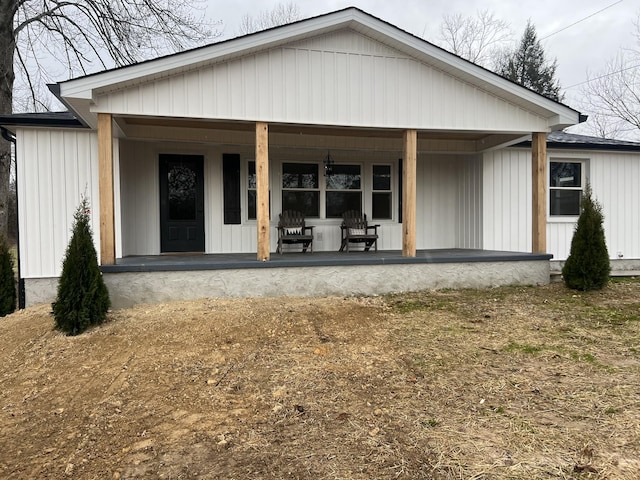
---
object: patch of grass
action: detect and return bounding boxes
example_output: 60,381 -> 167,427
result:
409,353 -> 431,370
609,276 -> 640,284
391,299 -> 429,314
549,295 -> 640,326
504,342 -> 599,365
421,418 -> 439,427
388,297 -> 451,314
604,406 -> 618,415
569,351 -> 596,363
504,342 -> 544,354
583,305 -> 640,325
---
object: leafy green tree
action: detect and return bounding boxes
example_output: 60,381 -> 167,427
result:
52,197 -> 110,335
562,184 -> 611,291
498,20 -> 562,101
0,234 -> 16,316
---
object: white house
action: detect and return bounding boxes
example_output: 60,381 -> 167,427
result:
2,7 -> 637,308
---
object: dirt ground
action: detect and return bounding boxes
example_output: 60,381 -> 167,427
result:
1,280 -> 639,479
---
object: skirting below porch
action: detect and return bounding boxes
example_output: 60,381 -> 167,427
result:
24,249 -> 552,309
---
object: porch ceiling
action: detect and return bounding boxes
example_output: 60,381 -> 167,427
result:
116,115 -> 526,153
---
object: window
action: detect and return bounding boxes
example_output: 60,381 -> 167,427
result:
246,160 -> 395,222
372,165 -> 392,219
326,164 -> 362,218
247,161 -> 257,220
282,162 -> 320,217
550,161 -> 584,216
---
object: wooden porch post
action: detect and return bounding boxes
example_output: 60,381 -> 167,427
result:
532,132 -> 547,253
402,129 -> 417,257
97,113 -> 116,265
256,122 -> 270,261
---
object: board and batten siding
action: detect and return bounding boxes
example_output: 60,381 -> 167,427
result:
93,30 -> 549,133
482,149 -> 532,253
548,149 -> 640,261
483,148 -> 640,261
416,154 -> 482,249
120,141 -> 269,256
119,139 -> 482,255
17,128 -> 103,278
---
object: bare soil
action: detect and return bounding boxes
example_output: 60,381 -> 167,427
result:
1,280 -> 639,479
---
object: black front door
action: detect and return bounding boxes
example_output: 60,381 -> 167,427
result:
159,154 -> 205,253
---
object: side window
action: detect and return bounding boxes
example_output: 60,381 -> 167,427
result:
549,161 -> 584,216
282,162 -> 320,217
325,164 -> 362,218
247,161 -> 256,220
372,165 -> 392,220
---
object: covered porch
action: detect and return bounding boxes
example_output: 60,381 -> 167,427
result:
102,116 -> 552,261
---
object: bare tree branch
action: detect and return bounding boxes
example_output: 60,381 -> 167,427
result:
436,10 -> 512,68
576,11 -> 640,139
11,0 -> 220,111
581,51 -> 640,136
237,2 -> 302,35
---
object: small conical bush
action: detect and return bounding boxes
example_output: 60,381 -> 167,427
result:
0,234 -> 16,317
562,184 -> 610,291
52,197 -> 110,335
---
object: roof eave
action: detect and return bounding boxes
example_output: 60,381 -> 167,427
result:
55,6 -> 582,130
0,111 -> 85,130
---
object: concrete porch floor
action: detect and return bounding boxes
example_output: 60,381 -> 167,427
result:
101,248 -> 553,273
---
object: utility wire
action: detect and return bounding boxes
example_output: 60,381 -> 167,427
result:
539,0 -> 631,91
565,62 -> 640,89
540,0 -> 624,41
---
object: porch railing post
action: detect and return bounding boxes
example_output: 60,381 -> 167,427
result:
532,132 -> 547,254
402,129 -> 417,257
97,112 -> 116,265
256,122 -> 270,261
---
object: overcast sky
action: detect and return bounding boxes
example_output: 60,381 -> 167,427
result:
205,0 -> 637,111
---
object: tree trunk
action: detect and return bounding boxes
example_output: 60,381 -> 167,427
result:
0,1 -> 16,239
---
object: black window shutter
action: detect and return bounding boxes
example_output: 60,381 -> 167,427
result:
223,154 -> 241,224
398,158 -> 403,223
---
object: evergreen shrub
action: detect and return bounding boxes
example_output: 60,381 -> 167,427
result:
52,197 -> 110,335
0,235 -> 16,316
562,184 -> 611,291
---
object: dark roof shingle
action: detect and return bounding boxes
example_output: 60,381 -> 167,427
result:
0,111 -> 84,128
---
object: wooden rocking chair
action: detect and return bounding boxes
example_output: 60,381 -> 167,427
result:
339,210 -> 379,252
276,210 -> 315,254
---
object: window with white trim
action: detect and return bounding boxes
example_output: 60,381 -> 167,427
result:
282,162 -> 320,217
251,160 -> 396,221
549,160 -> 585,216
372,164 -> 392,219
325,164 -> 362,218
